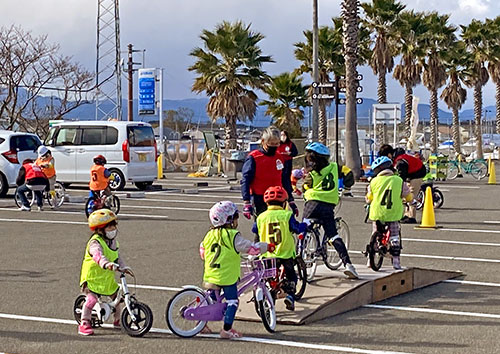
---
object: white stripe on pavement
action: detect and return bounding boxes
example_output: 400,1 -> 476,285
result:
354,250 -> 500,263
364,304 -> 500,319
0,312 -> 412,354
0,218 -> 86,225
0,207 -> 168,219
443,279 -> 500,287
403,238 -> 500,247
66,202 -> 209,212
134,284 -> 182,292
434,185 -> 479,189
484,221 -> 500,224
440,228 -> 500,234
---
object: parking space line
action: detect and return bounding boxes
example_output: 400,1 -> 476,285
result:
443,279 -> 500,287
484,221 -> 500,224
440,228 -> 500,234
65,202 -> 208,212
0,218 -> 86,225
364,304 -> 500,319
0,207 -> 168,219
134,284 -> 182,291
434,185 -> 480,189
354,251 -> 500,263
132,198 -> 244,205
0,312 -> 413,354
402,238 -> 500,247
143,192 -> 242,199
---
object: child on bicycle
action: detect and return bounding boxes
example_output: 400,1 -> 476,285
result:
301,142 -> 358,279
365,156 -> 413,269
200,201 -> 274,339
78,209 -> 133,336
253,186 -> 307,311
89,154 -> 114,198
36,146 -> 56,200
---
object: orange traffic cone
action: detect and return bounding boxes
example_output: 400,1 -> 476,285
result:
415,186 -> 438,229
488,160 -> 497,185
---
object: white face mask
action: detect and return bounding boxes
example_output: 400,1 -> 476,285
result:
105,229 -> 118,240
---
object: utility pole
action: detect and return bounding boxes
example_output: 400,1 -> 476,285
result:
127,44 -> 133,121
311,0 -> 319,141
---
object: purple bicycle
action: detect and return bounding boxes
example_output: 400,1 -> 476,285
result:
166,258 -> 277,337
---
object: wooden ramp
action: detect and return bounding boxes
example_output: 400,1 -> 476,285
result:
236,264 -> 462,325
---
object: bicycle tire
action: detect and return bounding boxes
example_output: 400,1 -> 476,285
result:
368,231 -> 384,271
301,230 -> 318,282
106,195 -> 120,215
294,257 -> 307,300
47,182 -> 65,208
166,288 -> 209,338
121,301 -> 153,337
258,285 -> 276,333
14,187 -> 35,208
323,218 -> 350,270
334,198 -> 342,214
415,190 -> 425,210
73,294 -> 86,325
471,161 -> 488,180
85,198 -> 94,218
433,189 -> 444,209
447,163 -> 459,180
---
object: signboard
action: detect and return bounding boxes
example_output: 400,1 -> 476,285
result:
312,82 -> 335,88
138,68 -> 156,115
312,93 -> 335,100
338,98 -> 363,105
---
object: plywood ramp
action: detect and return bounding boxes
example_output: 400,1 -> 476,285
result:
236,264 -> 462,325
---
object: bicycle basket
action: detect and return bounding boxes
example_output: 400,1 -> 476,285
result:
244,258 -> 277,279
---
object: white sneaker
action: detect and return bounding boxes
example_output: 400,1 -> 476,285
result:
392,256 -> 402,270
37,206 -> 43,212
19,205 -> 31,211
344,263 -> 359,279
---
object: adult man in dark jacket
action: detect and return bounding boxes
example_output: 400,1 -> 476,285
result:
16,159 -> 48,211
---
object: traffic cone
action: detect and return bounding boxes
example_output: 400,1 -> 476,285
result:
488,160 -> 497,185
415,186 -> 437,229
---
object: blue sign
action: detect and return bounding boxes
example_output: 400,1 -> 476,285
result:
138,69 -> 156,115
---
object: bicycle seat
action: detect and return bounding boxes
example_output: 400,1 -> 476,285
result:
203,282 -> 221,290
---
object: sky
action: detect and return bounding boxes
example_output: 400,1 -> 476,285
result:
1,0 -> 499,112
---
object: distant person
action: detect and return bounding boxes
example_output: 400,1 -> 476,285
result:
16,159 -> 48,212
36,146 -> 57,204
277,130 -> 298,191
88,155 -> 115,214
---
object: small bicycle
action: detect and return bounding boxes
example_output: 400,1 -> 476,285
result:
14,181 -> 65,209
363,220 -> 402,271
166,257 -> 277,337
267,256 -> 307,301
297,217 -> 351,282
85,190 -> 120,217
415,181 -> 444,210
447,159 -> 488,180
73,270 -> 153,337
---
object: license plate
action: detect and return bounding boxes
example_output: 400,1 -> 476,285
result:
139,154 -> 147,162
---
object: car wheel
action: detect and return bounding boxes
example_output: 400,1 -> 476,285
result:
108,169 -> 126,191
0,173 -> 8,197
135,181 -> 153,190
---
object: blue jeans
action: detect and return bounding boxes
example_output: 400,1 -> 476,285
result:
210,283 -> 238,329
17,184 -> 43,208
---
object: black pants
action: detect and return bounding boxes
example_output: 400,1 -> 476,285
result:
277,258 -> 297,299
303,200 -> 352,265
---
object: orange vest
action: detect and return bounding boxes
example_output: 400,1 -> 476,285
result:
89,165 -> 108,191
36,157 -> 56,178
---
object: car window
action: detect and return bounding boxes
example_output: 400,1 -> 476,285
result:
128,126 -> 154,147
45,127 -> 57,145
11,135 -> 41,151
55,128 -> 78,146
80,127 -> 105,145
106,127 -> 118,144
0,137 -> 4,145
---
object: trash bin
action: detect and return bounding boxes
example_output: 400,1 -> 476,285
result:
228,150 -> 247,180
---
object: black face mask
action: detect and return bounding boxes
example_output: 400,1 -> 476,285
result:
265,146 -> 278,155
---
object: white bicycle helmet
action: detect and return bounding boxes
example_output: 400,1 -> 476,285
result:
37,145 -> 49,158
209,201 -> 238,227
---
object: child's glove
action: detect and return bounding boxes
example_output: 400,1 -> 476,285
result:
243,202 -> 253,219
267,243 -> 276,253
289,201 -> 299,217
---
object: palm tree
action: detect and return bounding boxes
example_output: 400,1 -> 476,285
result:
461,19 -> 490,159
440,41 -> 470,157
361,0 -> 405,104
189,21 -> 273,148
260,72 -> 308,137
422,12 -> 456,154
485,17 -> 500,134
393,11 -> 428,139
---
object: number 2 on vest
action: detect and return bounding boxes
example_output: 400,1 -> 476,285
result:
381,189 -> 393,209
209,243 -> 221,268
268,222 -> 282,245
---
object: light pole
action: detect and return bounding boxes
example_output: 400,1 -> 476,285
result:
311,0 -> 319,141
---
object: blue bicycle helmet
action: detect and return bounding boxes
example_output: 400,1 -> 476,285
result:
305,142 -> 330,156
371,156 -> 392,170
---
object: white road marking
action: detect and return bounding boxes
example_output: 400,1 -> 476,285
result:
443,279 -> 500,287
124,197 -> 243,205
0,207 -> 168,219
65,202 -> 209,212
484,221 -> 500,224
0,312 -> 413,354
440,228 -> 500,234
354,250 -> 500,263
0,218 -> 86,225
142,191 -> 242,199
434,185 -> 479,189
364,304 -> 500,319
403,238 -> 500,247
134,284 -> 182,292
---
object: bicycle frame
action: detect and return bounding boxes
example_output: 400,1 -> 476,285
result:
94,273 -> 136,323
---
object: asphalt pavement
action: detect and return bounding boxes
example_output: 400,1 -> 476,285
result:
0,172 -> 499,354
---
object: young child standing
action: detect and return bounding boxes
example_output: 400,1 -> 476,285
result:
78,209 -> 132,336
365,156 -> 413,269
200,201 -> 274,339
254,186 -> 306,311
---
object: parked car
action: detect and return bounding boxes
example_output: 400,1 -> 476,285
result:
44,121 -> 158,190
0,130 -> 42,197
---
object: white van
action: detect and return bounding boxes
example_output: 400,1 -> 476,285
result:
44,121 -> 157,190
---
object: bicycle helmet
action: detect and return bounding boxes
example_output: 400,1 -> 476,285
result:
93,155 -> 107,165
263,186 -> 288,203
305,142 -> 330,156
393,147 -> 405,158
88,209 -> 117,230
371,156 -> 392,170
209,201 -> 239,227
37,145 -> 50,158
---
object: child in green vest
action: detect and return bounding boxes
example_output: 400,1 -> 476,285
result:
78,209 -> 133,336
302,142 -> 358,279
366,156 -> 413,269
253,186 -> 307,311
200,201 -> 274,339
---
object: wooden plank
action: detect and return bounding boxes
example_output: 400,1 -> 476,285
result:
372,269 -> 413,302
413,267 -> 462,289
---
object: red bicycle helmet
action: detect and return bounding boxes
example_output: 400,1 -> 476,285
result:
264,186 -> 288,203
93,154 -> 107,165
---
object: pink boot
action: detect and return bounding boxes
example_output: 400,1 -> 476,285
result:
78,321 -> 94,336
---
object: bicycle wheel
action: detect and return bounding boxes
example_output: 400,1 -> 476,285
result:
447,163 -> 459,180
121,301 -> 153,337
47,182 -> 65,208
415,190 -> 425,210
294,257 -> 307,300
85,198 -> 95,218
106,195 -> 120,215
14,188 -> 34,208
166,288 -> 209,338
258,285 -> 276,333
368,231 -> 384,271
334,198 -> 342,214
470,161 -> 488,180
433,189 -> 444,209
323,218 -> 350,270
300,231 -> 318,282
73,294 -> 86,325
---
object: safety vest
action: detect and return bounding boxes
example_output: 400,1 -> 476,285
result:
277,141 -> 293,161
36,157 -> 56,178
369,174 -> 404,222
202,228 -> 241,286
304,163 -> 339,205
80,234 -> 120,296
394,154 -> 424,174
248,150 -> 283,196
24,162 -> 46,181
257,206 -> 295,259
89,165 -> 108,191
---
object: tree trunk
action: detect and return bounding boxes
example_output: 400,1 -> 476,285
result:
225,116 -> 237,149
342,0 -> 361,177
430,88 -> 439,154
452,107 -> 461,156
318,101 -> 327,145
496,81 -> 500,134
474,83 -> 483,159
404,85 -> 412,139
377,72 -> 387,104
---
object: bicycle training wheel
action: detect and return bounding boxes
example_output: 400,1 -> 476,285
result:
368,231 -> 384,271
471,161 -> 488,180
106,195 -> 120,215
166,288 -> 209,338
323,218 -> 350,270
258,285 -> 276,333
447,164 -> 459,180
294,257 -> 307,300
121,301 -> 153,337
301,231 -> 318,282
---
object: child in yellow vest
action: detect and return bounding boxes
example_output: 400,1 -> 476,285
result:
366,157 -> 413,269
78,209 -> 133,336
200,201 -> 273,339
36,146 -> 56,201
253,186 -> 307,311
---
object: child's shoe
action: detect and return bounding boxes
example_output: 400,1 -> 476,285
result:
220,328 -> 242,339
113,319 -> 120,329
392,256 -> 402,270
78,321 -> 94,336
344,263 -> 359,279
18,205 -> 30,212
284,295 -> 295,311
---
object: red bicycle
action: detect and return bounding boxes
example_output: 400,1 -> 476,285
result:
363,220 -> 402,271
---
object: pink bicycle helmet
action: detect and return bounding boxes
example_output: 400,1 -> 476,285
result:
209,201 -> 239,227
